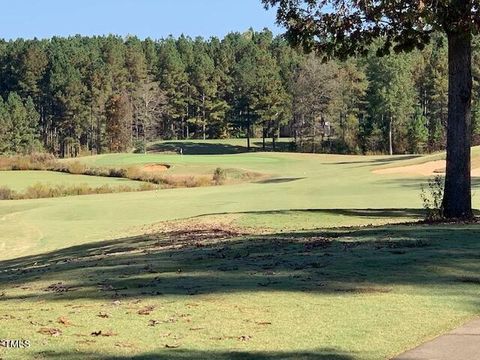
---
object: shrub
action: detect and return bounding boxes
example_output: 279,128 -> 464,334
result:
213,167 -> 227,185
139,182 -> 158,191
133,140 -> 147,154
109,168 -> 128,178
126,166 -> 147,181
0,186 -> 15,200
66,161 -> 87,175
29,152 -> 56,165
24,183 -> 57,199
420,175 -> 444,222
10,157 -> 32,171
0,153 -> 57,171
84,167 -> 110,177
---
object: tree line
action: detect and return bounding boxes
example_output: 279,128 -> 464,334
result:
0,30 -> 479,156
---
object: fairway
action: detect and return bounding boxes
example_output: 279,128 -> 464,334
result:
1,145 -> 480,258
0,143 -> 479,359
0,148 -> 433,259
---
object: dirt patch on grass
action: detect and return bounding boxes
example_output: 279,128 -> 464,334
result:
141,164 -> 171,173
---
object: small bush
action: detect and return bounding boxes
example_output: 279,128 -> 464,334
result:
139,182 -> 158,191
109,168 -> 128,178
66,161 -> 87,175
11,157 -> 32,171
420,175 -> 444,222
84,167 -> 110,177
0,186 -> 15,200
133,140 -> 147,154
213,167 -> 227,185
126,166 -> 147,181
29,152 -> 56,165
0,153 -> 57,171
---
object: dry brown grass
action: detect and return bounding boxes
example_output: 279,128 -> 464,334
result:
0,182 -> 158,200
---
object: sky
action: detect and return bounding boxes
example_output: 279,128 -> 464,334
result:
0,0 -> 283,40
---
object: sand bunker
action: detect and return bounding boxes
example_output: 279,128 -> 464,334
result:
141,164 -> 170,173
374,160 -> 480,177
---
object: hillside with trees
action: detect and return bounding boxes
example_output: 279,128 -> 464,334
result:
0,30 -> 479,156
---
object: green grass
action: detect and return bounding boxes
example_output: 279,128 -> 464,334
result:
0,170 -> 144,192
0,151 -> 435,259
1,224 -> 479,359
0,140 -> 479,359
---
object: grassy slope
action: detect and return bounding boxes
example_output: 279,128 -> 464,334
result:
0,151 -> 434,259
0,141 -> 479,359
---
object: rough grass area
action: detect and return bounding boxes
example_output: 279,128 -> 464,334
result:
0,182 -> 157,200
0,154 -> 260,198
0,171 -> 145,192
0,224 -> 479,360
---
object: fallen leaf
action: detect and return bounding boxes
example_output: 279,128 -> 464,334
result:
30,320 -> 45,326
90,330 -> 118,337
38,327 -> 62,337
238,335 -> 253,341
57,316 -> 72,326
138,305 -> 155,315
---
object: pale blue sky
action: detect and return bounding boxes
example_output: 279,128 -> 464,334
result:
0,0 -> 282,40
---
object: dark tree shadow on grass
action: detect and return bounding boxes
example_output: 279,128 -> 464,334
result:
252,141 -> 293,152
380,177 -> 480,191
33,349 -> 356,360
197,208 -> 425,219
148,142 -> 248,155
1,218 -> 480,304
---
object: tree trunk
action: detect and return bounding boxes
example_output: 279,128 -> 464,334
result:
312,119 -> 316,153
389,116 -> 393,156
262,126 -> 266,150
202,92 -> 206,141
247,117 -> 251,151
443,30 -> 473,219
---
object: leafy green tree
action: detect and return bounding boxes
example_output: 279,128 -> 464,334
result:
263,0 -> 477,219
365,50 -> 417,154
0,93 -> 40,153
158,38 -> 188,139
292,56 -> 341,152
408,107 -> 429,153
105,92 -> 132,152
423,36 -> 448,151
